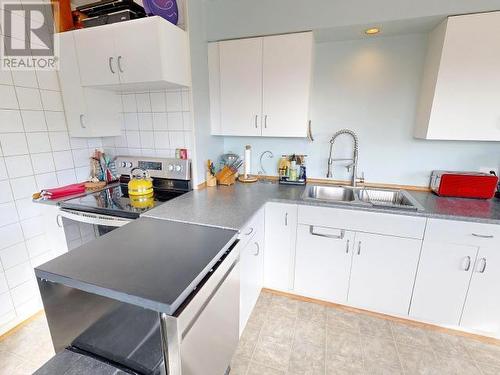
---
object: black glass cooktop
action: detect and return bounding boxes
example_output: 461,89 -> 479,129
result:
60,184 -> 185,219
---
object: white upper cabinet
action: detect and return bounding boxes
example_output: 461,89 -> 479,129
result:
218,38 -> 263,136
209,32 -> 313,137
70,17 -> 191,91
58,32 -> 122,137
415,11 -> 500,141
262,33 -> 313,137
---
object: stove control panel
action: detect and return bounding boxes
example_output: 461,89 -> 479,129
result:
115,156 -> 191,181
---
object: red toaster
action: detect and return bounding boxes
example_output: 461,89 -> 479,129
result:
430,171 -> 499,199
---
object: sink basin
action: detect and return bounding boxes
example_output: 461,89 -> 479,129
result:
358,188 -> 423,210
302,185 -> 424,211
304,185 -> 356,202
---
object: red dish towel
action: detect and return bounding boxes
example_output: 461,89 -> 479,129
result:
42,183 -> 86,199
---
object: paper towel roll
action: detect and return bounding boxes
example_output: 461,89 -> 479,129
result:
244,145 -> 251,177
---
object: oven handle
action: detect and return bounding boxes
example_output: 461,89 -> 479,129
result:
59,208 -> 133,228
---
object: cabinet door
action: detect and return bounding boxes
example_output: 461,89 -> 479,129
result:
461,244 -> 500,334
239,228 -> 264,334
410,241 -> 478,325
262,32 -> 313,137
219,38 -> 262,136
113,18 -> 163,85
348,232 -> 422,316
73,25 -> 120,86
294,224 -> 354,303
58,32 -> 88,137
264,203 -> 297,291
42,205 -> 68,257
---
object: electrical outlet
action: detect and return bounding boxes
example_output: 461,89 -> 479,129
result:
479,166 -> 499,176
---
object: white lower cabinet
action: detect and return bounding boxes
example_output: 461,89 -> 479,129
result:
264,203 -> 297,291
239,209 -> 265,334
294,224 -> 354,303
410,241 -> 477,325
41,205 -> 68,256
461,245 -> 500,334
348,233 -> 422,316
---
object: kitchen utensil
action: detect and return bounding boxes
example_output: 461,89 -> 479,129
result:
430,170 -> 499,199
128,168 -> 153,196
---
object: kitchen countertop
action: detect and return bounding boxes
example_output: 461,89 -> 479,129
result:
35,218 -> 238,315
143,182 -> 500,229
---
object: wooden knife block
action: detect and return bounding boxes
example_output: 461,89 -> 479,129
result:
216,166 -> 236,186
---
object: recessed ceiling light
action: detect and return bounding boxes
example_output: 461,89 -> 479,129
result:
365,27 -> 380,35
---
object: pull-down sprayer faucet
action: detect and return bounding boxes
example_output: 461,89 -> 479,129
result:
326,129 -> 363,187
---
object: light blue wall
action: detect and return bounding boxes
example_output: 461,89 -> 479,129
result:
186,0 -> 224,185
223,33 -> 500,186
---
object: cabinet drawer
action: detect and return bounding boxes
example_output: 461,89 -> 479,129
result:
425,218 -> 500,246
239,207 -> 265,247
298,205 -> 426,239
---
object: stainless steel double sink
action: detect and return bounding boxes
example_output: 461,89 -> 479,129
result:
303,185 -> 425,211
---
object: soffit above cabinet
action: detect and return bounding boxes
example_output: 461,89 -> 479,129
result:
415,11 -> 500,141
66,16 -> 191,92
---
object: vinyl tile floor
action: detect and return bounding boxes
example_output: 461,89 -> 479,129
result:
1,292 -> 500,375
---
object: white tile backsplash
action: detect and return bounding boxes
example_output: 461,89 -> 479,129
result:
0,180 -> 13,203
108,89 -> 194,161
44,111 -> 66,131
4,155 -> 33,178
40,90 -> 64,111
30,152 -> 55,174
49,131 -> 70,151
0,242 -> 28,270
166,91 -> 183,111
0,64 -> 104,334
0,133 -> 28,156
10,176 -> 37,200
52,150 -> 74,170
0,84 -> 18,109
21,110 -> 47,132
0,202 -> 19,227
0,109 -> 24,132
26,132 -> 51,153
15,87 -> 43,110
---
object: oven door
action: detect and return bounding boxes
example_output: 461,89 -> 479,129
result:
59,208 -> 133,250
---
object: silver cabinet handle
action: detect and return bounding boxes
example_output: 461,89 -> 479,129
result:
253,242 -> 260,256
264,115 -> 268,128
345,239 -> 350,254
476,257 -> 487,273
244,227 -> 254,236
108,56 -> 116,74
117,55 -> 124,73
309,226 -> 345,239
472,233 -> 494,239
357,241 -> 362,255
79,114 -> 86,129
463,256 -> 472,271
56,214 -> 63,228
254,115 -> 258,129
285,212 -> 288,226
307,120 -> 314,142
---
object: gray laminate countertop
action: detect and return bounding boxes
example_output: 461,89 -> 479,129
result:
35,218 -> 238,315
143,182 -> 500,229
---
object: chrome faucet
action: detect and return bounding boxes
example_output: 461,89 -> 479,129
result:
326,129 -> 363,187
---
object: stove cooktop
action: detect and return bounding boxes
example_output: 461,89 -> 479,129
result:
60,184 -> 185,219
